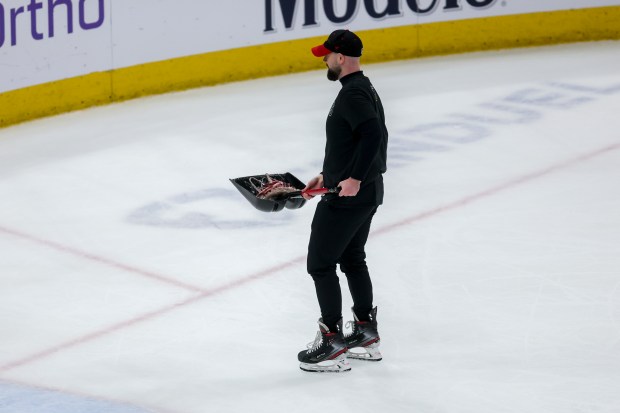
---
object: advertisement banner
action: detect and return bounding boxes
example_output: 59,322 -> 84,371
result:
1,0 -> 619,94
110,0 -> 620,68
0,0 -> 110,93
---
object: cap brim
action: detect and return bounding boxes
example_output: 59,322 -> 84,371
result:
311,44 -> 332,57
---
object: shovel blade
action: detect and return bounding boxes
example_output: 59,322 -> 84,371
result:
230,172 -> 308,212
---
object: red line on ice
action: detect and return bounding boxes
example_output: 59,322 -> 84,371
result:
0,226 -> 205,293
1,141 -> 618,372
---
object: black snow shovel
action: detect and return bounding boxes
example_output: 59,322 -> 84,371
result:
230,172 -> 338,212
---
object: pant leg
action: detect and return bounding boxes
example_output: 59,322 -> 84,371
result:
307,201 -> 377,330
339,207 -> 378,321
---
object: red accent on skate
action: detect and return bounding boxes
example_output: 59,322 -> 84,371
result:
329,348 -> 348,360
362,337 -> 380,347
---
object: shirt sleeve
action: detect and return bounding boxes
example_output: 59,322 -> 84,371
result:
350,118 -> 383,181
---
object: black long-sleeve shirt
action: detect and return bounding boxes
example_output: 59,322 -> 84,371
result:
322,71 -> 388,207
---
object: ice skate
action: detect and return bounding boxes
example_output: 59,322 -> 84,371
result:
345,307 -> 382,361
298,319 -> 351,373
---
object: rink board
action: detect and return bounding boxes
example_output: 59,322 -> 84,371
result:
0,5 -> 619,128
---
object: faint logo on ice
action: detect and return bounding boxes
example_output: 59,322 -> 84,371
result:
388,80 -> 620,166
127,79 -> 620,230
127,188 -> 292,229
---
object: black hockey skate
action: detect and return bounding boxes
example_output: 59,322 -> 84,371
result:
345,307 -> 382,361
298,319 -> 350,373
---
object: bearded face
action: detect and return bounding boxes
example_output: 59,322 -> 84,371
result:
327,66 -> 341,81
324,53 -> 342,81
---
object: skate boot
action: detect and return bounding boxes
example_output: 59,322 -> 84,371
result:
298,319 -> 350,373
345,307 -> 382,361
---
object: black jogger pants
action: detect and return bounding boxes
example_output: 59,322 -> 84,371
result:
307,200 -> 378,331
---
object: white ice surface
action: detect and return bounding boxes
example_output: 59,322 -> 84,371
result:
1,41 -> 620,413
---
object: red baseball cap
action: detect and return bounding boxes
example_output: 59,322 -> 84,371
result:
311,30 -> 363,57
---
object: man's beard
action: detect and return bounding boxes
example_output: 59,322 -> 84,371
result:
326,66 -> 341,81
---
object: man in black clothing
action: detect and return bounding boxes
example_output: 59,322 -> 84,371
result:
297,30 -> 388,373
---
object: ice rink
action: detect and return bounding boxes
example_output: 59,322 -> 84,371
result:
1,41 -> 620,413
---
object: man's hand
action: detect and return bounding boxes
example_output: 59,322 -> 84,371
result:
303,174 -> 324,200
338,177 -> 361,197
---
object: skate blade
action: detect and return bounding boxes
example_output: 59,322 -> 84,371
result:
346,342 -> 382,361
299,355 -> 351,373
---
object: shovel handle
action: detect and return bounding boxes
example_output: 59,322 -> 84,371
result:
300,187 -> 339,197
